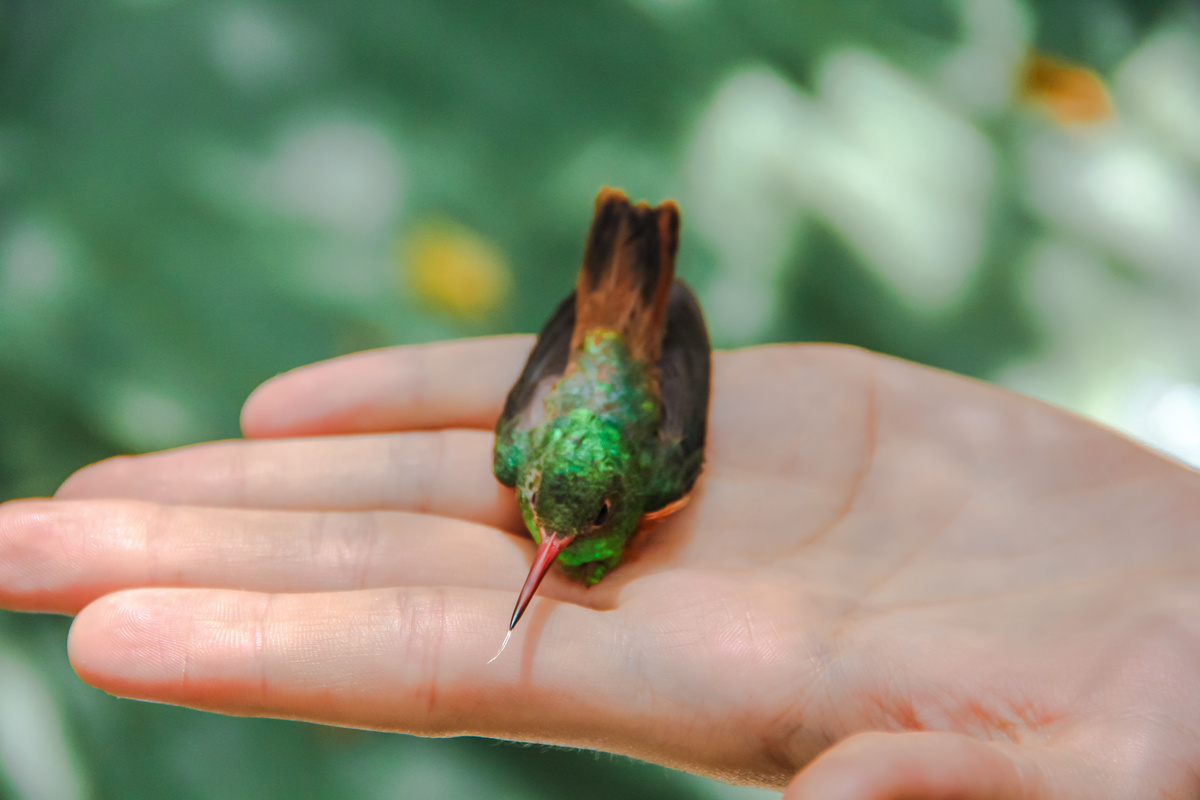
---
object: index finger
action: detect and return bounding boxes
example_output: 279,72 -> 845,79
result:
241,336 -> 533,438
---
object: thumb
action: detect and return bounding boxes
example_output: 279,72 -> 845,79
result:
783,730 -> 1055,800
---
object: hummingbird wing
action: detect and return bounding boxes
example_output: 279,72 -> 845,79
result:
493,291 -> 576,487
645,279 -> 711,512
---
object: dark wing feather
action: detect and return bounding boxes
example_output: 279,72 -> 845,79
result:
645,280 -> 711,511
493,291 -> 576,486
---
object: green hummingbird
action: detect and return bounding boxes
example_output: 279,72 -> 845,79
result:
492,187 -> 711,643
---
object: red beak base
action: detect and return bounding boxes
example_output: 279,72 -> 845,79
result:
508,532 -> 575,631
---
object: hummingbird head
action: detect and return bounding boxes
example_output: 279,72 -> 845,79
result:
532,460 -> 620,538
525,407 -> 636,538
506,411 -> 642,631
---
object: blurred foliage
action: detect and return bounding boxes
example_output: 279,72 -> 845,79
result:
0,0 -> 1196,797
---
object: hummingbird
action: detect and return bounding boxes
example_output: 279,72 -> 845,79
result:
491,188 -> 711,655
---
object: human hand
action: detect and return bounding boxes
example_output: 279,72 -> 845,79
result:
3,337 -> 1200,798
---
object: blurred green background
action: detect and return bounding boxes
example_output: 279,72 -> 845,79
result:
2,0 -> 1200,797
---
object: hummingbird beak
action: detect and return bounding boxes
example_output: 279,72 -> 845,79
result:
508,530 -> 575,631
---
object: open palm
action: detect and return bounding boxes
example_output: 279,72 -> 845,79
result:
3,337 -> 1200,798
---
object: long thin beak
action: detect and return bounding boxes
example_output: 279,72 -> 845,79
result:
508,531 -> 575,631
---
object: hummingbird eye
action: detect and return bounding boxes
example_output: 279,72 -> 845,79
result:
593,499 -> 611,527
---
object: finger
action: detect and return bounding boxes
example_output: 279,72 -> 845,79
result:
784,731 -> 1071,800
0,499 -> 532,615
55,431 -> 523,531
240,336 -> 533,438
67,587 -> 655,758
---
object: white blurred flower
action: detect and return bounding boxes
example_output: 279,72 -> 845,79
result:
938,0 -> 1032,114
1000,18 -> 1200,453
686,50 -> 995,342
1116,29 -> 1200,167
810,49 -> 995,310
1001,239 -> 1178,420
0,649 -> 87,800
0,222 -> 69,308
100,382 -> 202,453
1126,379 -> 1200,467
210,4 -> 300,92
685,70 -> 809,343
1025,126 -> 1200,289
256,119 -> 405,237
0,219 -> 78,339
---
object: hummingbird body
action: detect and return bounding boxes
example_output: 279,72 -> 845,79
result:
501,329 -> 658,583
493,188 -> 711,634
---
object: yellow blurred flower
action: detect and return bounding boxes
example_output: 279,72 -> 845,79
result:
1019,52 -> 1114,126
399,219 -> 512,318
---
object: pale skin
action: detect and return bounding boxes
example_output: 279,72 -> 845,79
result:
2,337 -> 1200,798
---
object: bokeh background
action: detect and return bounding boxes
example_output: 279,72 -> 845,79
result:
2,0 -> 1200,797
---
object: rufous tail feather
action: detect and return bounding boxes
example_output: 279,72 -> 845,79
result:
571,187 -> 678,365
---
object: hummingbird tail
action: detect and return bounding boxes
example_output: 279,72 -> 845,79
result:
571,188 -> 678,364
